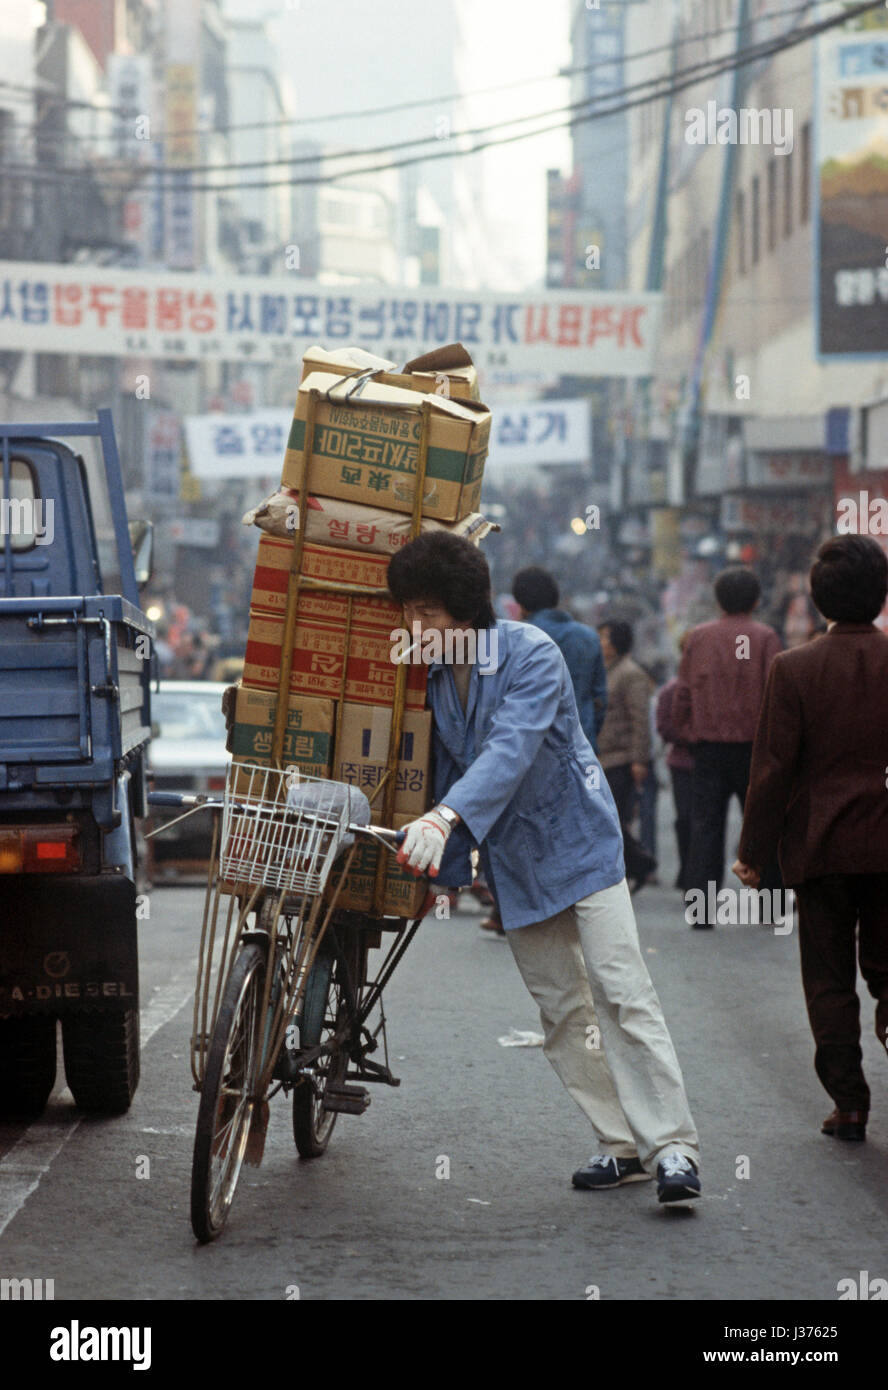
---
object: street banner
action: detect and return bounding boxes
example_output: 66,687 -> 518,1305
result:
0,261 -> 661,376
816,29 -> 888,356
486,399 -> 591,470
184,410 -> 290,479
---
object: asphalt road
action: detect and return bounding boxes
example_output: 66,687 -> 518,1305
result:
2,795 -> 887,1302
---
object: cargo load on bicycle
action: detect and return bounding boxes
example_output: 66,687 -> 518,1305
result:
149,342 -> 496,1241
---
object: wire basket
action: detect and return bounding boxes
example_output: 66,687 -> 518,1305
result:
220,762 -> 355,896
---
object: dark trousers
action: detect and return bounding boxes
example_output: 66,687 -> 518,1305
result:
669,766 -> 693,891
606,763 -> 656,881
686,740 -> 752,895
794,874 -> 888,1113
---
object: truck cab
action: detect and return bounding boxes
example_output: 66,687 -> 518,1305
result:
0,410 -> 154,1115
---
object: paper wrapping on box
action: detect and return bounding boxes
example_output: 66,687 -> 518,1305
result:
300,342 -> 481,402
242,489 -> 497,553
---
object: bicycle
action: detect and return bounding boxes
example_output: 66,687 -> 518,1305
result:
147,761 -> 422,1243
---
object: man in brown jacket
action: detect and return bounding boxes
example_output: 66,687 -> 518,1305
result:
733,535 -> 888,1142
672,567 -> 781,926
597,619 -> 656,892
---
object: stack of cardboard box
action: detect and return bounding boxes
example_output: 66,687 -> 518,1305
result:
233,343 -> 493,916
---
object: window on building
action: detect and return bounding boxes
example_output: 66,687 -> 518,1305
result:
751,175 -> 761,265
767,160 -> 777,252
735,189 -> 746,275
783,150 -> 793,238
800,121 -> 811,224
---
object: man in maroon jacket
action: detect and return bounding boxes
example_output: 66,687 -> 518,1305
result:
672,567 -> 781,927
733,535 -> 888,1142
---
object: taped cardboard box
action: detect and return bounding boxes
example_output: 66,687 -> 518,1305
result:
243,489 -> 497,554
249,535 -> 402,624
335,703 -> 431,817
229,686 -> 334,790
281,372 -> 490,522
329,812 -> 427,917
300,342 -> 481,402
243,609 -> 428,709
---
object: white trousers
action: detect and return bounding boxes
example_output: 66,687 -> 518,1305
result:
506,877 -> 700,1172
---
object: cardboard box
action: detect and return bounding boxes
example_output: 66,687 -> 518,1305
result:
243,489 -> 497,554
300,342 -> 481,402
281,372 -> 490,522
249,535 -> 402,625
229,686 -> 334,781
329,812 -> 428,917
335,703 -> 431,817
243,610 -> 428,709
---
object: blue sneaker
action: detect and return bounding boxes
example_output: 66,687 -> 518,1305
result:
656,1153 -> 701,1203
572,1154 -> 651,1189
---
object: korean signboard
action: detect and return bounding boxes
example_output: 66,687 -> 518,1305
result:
0,261 -> 661,376
816,30 -> 888,356
184,410 -> 290,479
485,399 -> 591,471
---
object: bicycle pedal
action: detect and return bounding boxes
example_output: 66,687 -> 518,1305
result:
322,1084 -> 371,1115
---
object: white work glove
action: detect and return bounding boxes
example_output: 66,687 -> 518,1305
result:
396,808 -> 453,878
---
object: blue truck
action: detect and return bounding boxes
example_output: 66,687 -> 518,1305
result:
0,410 -> 154,1115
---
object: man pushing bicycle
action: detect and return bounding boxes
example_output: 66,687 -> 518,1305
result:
387,532 -> 701,1204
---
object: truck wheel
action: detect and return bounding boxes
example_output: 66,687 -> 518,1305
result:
0,1016 -> 58,1116
62,1008 -> 140,1114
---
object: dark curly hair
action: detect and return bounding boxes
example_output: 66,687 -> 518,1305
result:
713,566 -> 761,615
810,534 -> 888,623
387,532 -> 496,627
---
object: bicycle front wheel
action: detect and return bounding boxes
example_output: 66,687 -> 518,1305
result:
191,942 -> 266,1243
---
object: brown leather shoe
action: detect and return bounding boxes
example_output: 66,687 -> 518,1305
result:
821,1109 -> 867,1141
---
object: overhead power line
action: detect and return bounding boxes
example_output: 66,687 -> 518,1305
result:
1,0 -> 881,197
0,0 -> 828,150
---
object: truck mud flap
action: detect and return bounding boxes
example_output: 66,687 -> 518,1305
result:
0,876 -> 139,1018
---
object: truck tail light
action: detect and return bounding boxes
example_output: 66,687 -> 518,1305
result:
0,827 -> 81,874
207,775 -> 226,791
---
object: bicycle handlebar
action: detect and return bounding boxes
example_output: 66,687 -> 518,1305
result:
146,791 -> 406,845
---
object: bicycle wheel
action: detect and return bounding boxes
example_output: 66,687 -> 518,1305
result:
191,942 -> 266,1243
291,933 -> 361,1158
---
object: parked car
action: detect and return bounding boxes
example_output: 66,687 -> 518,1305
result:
146,681 -> 228,881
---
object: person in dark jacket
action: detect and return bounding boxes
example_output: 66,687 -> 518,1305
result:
672,567 -> 782,926
733,536 -> 888,1143
512,567 -> 608,751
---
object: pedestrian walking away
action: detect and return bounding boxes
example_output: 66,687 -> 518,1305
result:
733,536 -> 888,1143
387,533 -> 701,1204
672,566 -> 782,927
595,619 -> 658,895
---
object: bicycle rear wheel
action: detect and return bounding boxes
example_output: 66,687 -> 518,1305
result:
191,942 -> 266,1243
292,931 -> 363,1158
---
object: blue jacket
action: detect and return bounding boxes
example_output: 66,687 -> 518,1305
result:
430,619 -> 625,930
527,608 -> 608,750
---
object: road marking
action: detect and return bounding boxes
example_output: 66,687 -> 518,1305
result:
0,975 -> 194,1240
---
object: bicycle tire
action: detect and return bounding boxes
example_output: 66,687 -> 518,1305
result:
291,934 -> 360,1158
191,942 -> 266,1243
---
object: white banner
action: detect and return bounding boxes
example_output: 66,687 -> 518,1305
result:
486,399 -> 591,470
0,261 -> 661,376
184,410 -> 291,478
